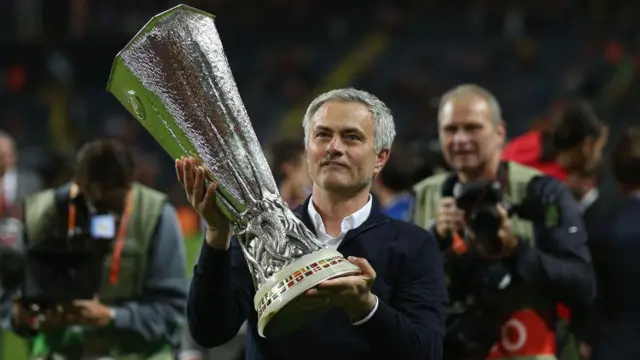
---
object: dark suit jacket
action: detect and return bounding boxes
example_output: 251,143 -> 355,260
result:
187,196 -> 448,360
586,195 -> 640,359
582,186 -> 621,237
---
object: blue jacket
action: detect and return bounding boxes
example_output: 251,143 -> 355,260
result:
187,195 -> 448,360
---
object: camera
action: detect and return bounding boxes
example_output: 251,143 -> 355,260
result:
20,219 -> 115,311
453,180 -> 545,253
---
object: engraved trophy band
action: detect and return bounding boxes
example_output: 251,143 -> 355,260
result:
106,4 -> 360,338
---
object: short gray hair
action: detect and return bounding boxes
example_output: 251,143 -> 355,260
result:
302,88 -> 396,154
438,84 -> 502,126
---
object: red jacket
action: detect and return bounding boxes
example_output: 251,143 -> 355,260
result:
502,130 -> 567,181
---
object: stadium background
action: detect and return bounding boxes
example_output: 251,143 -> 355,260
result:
2,0 -> 640,358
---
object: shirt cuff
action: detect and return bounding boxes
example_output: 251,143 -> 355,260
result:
179,350 -> 204,360
352,296 -> 379,326
112,306 -> 131,329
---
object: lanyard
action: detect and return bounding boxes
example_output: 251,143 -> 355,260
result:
67,183 -> 133,285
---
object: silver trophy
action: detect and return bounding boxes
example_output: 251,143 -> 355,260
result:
107,4 -> 360,338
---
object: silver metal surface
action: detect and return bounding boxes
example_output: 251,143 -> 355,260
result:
108,5 -> 325,289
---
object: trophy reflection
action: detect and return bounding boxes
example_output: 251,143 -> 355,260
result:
107,5 -> 360,338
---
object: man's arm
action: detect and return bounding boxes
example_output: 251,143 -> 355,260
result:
512,176 -> 597,307
359,228 -> 448,359
186,236 -> 253,348
110,203 -> 188,345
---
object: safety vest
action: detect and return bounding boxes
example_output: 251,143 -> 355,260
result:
23,182 -> 170,360
413,162 -> 557,360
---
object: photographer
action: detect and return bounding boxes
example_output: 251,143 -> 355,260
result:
6,139 -> 188,360
413,84 -> 596,359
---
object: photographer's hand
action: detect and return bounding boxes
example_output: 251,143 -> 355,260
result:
496,204 -> 519,256
435,197 -> 464,238
12,303 -> 76,331
72,297 -> 113,327
468,205 -> 519,259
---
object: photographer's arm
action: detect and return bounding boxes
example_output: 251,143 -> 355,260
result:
511,177 -> 596,307
109,203 -> 188,344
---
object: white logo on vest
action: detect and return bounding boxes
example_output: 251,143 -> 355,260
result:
501,318 -> 527,352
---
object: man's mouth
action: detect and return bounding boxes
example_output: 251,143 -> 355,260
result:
321,160 -> 348,168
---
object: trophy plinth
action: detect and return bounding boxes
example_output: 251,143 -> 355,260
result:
106,4 -> 360,338
254,248 -> 359,337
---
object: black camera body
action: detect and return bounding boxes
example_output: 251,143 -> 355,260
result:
21,228 -> 112,310
453,180 -> 545,254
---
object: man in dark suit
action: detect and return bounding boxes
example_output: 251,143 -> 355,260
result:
548,100 -> 618,359
178,88 -> 448,360
580,127 -> 640,359
549,100 -> 615,219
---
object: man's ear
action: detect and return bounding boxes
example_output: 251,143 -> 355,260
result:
497,121 -> 507,147
374,149 -> 390,176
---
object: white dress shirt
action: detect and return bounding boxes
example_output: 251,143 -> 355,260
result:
1,167 -> 17,206
307,195 -> 379,325
577,187 -> 599,215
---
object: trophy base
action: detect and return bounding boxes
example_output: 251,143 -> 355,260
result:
254,248 -> 360,338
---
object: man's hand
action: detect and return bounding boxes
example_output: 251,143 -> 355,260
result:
496,204 -> 519,254
176,156 -> 231,250
71,297 -> 113,328
11,301 -> 110,331
435,197 -> 464,238
578,341 -> 592,360
303,257 -> 377,321
468,204 -> 519,259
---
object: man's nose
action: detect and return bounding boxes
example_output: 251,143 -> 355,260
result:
327,136 -> 346,154
452,130 -> 471,144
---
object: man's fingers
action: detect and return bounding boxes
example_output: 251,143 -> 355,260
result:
183,157 -> 196,197
193,166 -> 205,202
440,197 -> 456,208
496,204 -> 509,219
317,276 -> 357,289
175,158 -> 185,186
72,300 -> 91,307
202,182 -> 217,208
348,256 -> 375,278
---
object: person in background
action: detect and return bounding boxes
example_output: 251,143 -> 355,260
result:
0,129 -> 42,355
413,84 -> 595,360
502,101 -> 567,182
267,138 -> 311,209
7,139 -> 188,360
581,127 -> 640,360
549,100 -> 620,234
0,130 -> 43,218
371,144 -> 415,221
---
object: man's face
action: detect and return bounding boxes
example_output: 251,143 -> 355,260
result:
80,182 -> 130,215
306,101 -> 388,195
0,137 -> 15,177
439,96 -> 505,174
556,129 -> 608,174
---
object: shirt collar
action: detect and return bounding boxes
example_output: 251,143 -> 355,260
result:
307,194 -> 373,236
578,187 -> 599,214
